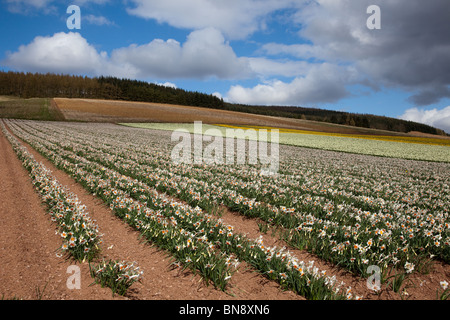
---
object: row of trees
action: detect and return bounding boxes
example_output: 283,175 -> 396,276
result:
0,71 -> 224,108
0,70 -> 445,135
223,103 -> 446,135
261,105 -> 445,135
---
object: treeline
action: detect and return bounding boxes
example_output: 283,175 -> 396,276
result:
0,70 -> 446,135
224,104 -> 447,135
0,71 -> 224,108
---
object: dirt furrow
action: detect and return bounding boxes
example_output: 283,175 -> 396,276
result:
0,126 -> 115,299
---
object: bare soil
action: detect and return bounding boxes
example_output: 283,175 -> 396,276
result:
54,98 -> 418,137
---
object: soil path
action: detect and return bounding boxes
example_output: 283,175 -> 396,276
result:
0,122 -> 303,300
0,125 -> 113,299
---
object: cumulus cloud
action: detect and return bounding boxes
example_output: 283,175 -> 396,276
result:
2,32 -> 110,76
2,29 -> 253,80
122,0 -> 450,107
227,63 -> 356,106
110,27 -> 252,80
399,106 -> 450,134
263,0 -> 450,106
5,0 -> 449,109
157,82 -> 177,89
2,31 -> 358,105
126,0 -> 303,40
212,92 -> 223,100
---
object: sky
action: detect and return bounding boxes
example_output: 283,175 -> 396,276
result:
1,0 -> 450,133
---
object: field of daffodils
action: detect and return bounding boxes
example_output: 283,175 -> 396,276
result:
1,119 -> 448,300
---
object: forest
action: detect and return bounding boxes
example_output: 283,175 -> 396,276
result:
0,70 -> 446,135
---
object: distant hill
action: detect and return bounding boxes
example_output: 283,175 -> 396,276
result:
222,104 -> 448,136
0,70 -> 446,136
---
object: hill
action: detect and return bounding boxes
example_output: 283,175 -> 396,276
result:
0,70 -> 447,136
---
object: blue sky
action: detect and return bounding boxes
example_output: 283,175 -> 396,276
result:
1,0 -> 450,133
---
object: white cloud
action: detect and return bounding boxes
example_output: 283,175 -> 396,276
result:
2,31 -> 357,105
2,28 -> 319,85
267,0 -> 450,106
126,0 -> 303,40
110,27 -> 252,80
2,29 -> 253,80
399,106 -> 450,134
2,32 -> 110,75
212,92 -> 223,100
157,82 -> 177,89
4,0 -> 450,111
227,63 -> 355,106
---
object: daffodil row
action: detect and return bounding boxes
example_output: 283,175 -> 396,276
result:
5,120 -> 238,291
196,157 -> 449,273
10,120 -> 449,279
119,127 -> 449,271
0,121 -> 101,262
6,120 -> 354,299
27,119 -> 447,277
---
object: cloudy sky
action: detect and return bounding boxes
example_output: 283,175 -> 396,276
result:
1,0 -> 450,133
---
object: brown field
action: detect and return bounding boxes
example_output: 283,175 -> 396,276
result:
53,97 -> 444,138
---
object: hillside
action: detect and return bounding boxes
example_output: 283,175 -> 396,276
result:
41,98 -> 450,140
0,70 -> 447,136
50,97 -> 402,136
